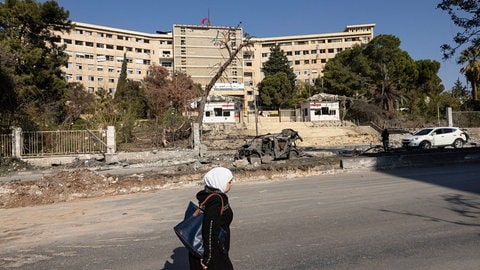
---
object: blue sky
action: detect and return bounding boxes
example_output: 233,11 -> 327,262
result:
51,0 -> 465,91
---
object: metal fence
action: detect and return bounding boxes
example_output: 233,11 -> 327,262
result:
0,133 -> 13,158
0,129 -> 108,158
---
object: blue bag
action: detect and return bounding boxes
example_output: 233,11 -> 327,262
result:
173,193 -> 224,258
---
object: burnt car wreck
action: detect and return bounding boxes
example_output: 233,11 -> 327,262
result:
235,129 -> 303,164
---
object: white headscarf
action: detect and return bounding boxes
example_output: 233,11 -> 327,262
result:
204,167 -> 233,193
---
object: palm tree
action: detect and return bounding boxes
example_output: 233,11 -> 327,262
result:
457,47 -> 480,101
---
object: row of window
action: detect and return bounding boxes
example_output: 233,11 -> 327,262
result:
74,29 -> 172,45
261,48 -> 344,58
65,51 -> 152,65
266,37 -> 363,47
86,87 -> 116,94
65,74 -> 116,83
66,64 -> 144,75
64,39 -> 173,56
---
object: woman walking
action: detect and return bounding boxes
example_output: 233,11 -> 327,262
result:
189,167 -> 234,270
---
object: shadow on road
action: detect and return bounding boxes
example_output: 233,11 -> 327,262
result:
379,193 -> 480,228
163,247 -> 189,270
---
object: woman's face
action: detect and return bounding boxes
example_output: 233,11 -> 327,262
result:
224,179 -> 233,193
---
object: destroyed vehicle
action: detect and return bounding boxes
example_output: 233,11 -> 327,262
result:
235,129 -> 303,164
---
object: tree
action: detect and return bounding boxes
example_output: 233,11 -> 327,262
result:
437,0 -> 480,59
197,28 -> 254,124
60,82 -> 95,129
450,78 -> 469,98
457,47 -> 480,100
262,44 -> 296,87
143,65 -> 201,147
258,72 -> 293,109
0,0 -> 72,129
323,35 -> 419,112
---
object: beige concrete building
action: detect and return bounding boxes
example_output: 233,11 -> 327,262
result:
58,22 -> 374,111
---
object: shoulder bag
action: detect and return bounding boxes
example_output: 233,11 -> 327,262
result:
173,193 -> 224,258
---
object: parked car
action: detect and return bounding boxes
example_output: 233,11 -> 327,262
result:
401,127 -> 469,149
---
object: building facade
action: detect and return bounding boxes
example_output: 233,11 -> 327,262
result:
58,22 -> 374,112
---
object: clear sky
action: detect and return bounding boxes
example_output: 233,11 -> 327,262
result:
50,0 -> 465,91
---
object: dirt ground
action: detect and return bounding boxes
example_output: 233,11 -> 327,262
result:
0,150 -> 343,209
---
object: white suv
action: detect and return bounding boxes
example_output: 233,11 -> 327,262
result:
401,127 -> 469,149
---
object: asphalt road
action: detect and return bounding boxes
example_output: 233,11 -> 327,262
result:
1,163 -> 479,270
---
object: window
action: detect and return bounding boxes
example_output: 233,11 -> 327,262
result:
85,53 -> 94,59
64,39 -> 72,44
85,41 -> 94,47
98,77 -> 104,82
97,43 -> 105,48
161,61 -> 172,67
106,44 -> 114,49
108,78 -> 114,83
67,62 -> 72,69
261,53 -> 268,58
286,51 -> 292,56
87,87 -> 94,93
136,70 -> 142,75
205,111 -> 211,117
214,108 -> 222,116
75,30 -> 83,35
108,67 -> 115,73
65,74 -> 72,81
304,60 -> 310,64
87,64 -> 94,70
127,69 -> 133,74
294,60 -> 300,65
117,35 -> 124,40
294,51 -> 301,55
97,66 -> 104,72
144,49 -> 151,54
76,75 -> 83,81
106,34 -> 112,38
85,31 -> 92,36
337,48 -> 343,53
294,70 -> 300,75
75,64 -> 82,70
232,70 -> 237,76
328,48 -> 334,53
117,46 -> 124,51
75,40 -> 83,45
97,32 -> 104,37
303,50 -> 309,55
311,50 -> 317,54
223,111 -> 231,117
304,69 -> 309,75
88,75 -> 94,81
319,49 -> 326,54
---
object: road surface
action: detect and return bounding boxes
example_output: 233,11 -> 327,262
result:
1,163 -> 479,269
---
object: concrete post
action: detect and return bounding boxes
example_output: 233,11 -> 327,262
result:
12,127 -> 22,158
192,122 -> 201,151
446,107 -> 453,127
105,126 -> 118,163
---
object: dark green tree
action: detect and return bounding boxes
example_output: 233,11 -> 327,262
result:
437,0 -> 480,59
262,44 -> 296,87
258,72 -> 293,109
114,52 -> 128,102
0,0 -> 72,129
450,78 -> 469,98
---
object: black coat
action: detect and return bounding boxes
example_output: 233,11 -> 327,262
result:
189,187 -> 234,270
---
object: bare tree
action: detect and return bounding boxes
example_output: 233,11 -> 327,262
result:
197,29 -> 255,124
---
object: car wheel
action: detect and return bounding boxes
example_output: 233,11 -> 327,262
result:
453,139 -> 464,149
419,141 -> 431,149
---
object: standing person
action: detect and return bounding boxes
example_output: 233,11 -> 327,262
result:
189,167 -> 234,270
381,128 -> 390,152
